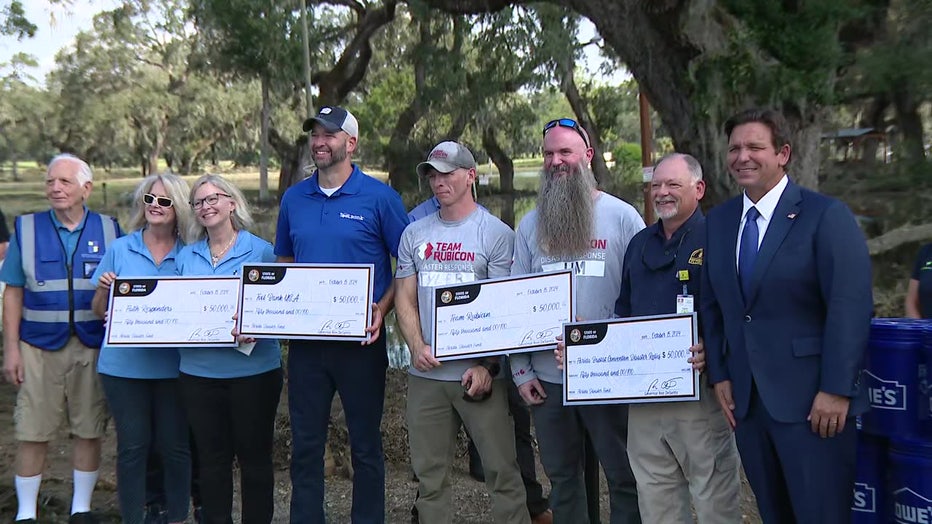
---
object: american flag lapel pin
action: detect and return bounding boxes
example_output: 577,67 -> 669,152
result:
787,213 -> 797,219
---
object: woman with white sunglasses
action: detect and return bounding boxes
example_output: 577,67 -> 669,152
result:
91,173 -> 195,524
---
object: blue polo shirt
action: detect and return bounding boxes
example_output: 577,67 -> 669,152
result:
0,208 -> 100,287
615,209 -> 705,321
275,165 -> 409,302
176,230 -> 281,379
93,229 -> 185,379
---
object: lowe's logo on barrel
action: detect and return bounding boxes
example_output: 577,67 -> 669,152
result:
893,488 -> 932,524
852,482 -> 876,513
865,370 -> 907,411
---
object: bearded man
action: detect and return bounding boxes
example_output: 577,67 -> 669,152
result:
510,119 -> 645,524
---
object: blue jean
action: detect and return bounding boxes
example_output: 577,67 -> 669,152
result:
100,374 -> 191,524
288,336 -> 388,524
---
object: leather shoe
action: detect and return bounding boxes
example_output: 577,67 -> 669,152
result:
69,513 -> 99,524
531,509 -> 553,524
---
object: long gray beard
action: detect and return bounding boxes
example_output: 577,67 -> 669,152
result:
536,163 -> 597,258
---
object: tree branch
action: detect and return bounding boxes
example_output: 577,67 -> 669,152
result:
867,223 -> 932,255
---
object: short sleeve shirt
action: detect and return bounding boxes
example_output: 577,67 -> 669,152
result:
92,229 -> 185,379
912,243 -> 932,319
396,208 -> 514,381
275,165 -> 409,303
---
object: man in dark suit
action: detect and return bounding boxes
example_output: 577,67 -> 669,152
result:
700,108 -> 873,523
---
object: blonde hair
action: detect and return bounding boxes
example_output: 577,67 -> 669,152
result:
126,173 -> 194,243
188,174 -> 255,241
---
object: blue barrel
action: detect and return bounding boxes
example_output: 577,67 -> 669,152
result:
852,430 -> 887,523
863,319 -> 926,438
888,438 -> 932,524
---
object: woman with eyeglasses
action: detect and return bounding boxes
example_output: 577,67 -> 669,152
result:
91,173 -> 195,524
175,174 -> 282,524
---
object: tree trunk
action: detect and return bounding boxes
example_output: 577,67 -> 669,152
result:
269,127 -> 304,200
259,75 -> 271,202
784,111 -> 823,190
482,126 -> 516,227
560,66 -> 610,186
384,100 -> 426,193
858,95 -> 888,163
892,85 -> 926,162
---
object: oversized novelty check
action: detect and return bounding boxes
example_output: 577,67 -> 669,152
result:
431,270 -> 574,360
105,276 -> 239,347
237,263 -> 374,341
563,313 -> 699,405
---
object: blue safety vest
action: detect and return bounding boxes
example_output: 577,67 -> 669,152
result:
16,211 -> 119,350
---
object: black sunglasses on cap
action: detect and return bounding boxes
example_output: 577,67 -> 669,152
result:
143,193 -> 173,208
543,118 -> 591,148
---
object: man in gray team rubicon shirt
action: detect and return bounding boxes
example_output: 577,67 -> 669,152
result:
395,141 -> 529,524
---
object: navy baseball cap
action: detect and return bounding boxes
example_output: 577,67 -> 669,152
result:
302,106 -> 359,138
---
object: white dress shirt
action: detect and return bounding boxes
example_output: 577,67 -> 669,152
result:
736,174 -> 789,268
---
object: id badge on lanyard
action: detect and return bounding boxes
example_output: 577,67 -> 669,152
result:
676,270 -> 693,314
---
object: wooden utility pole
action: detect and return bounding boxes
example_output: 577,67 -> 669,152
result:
299,0 -> 313,118
639,90 -> 655,225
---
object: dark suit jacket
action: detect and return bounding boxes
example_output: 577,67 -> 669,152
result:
700,180 -> 873,423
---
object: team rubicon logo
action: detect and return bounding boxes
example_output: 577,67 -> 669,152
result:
417,242 -> 476,262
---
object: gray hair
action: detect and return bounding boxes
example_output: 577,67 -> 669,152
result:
48,153 -> 93,185
126,173 -> 195,243
188,174 -> 255,241
654,153 -> 703,183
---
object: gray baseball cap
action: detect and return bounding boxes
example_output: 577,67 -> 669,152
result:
416,141 -> 477,177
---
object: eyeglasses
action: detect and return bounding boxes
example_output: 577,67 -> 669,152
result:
143,193 -> 174,208
191,192 -> 231,209
543,118 -> 591,148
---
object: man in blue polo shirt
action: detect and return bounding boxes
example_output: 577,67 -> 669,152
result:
615,153 -> 740,523
1,154 -> 121,524
0,205 -> 9,332
275,106 -> 409,524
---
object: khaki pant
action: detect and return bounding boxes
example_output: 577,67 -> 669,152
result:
627,386 -> 742,524
15,336 -> 107,441
407,375 -> 529,524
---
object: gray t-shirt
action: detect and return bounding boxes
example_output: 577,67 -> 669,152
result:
511,192 -> 645,386
396,208 -> 515,381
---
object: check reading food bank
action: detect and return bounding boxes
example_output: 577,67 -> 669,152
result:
563,313 -> 699,405
106,276 -> 240,347
237,263 -> 374,341
431,270 -> 574,361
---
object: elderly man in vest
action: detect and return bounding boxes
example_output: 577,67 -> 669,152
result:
1,154 -> 121,524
